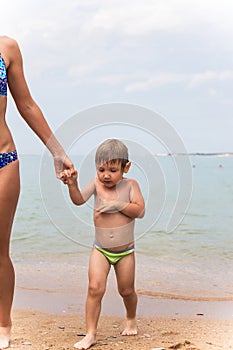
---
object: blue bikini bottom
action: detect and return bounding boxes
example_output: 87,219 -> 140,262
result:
0,150 -> 18,169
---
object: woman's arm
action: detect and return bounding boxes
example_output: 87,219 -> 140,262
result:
6,37 -> 73,177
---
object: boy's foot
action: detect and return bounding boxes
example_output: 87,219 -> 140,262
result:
121,318 -> 137,336
74,334 -> 96,349
0,326 -> 11,349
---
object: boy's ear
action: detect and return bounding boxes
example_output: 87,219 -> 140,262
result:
123,161 -> 131,173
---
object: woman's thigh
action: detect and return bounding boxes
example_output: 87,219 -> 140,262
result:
0,160 -> 20,255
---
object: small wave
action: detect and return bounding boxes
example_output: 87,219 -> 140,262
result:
16,285 -> 57,293
11,232 -> 37,241
137,289 -> 233,301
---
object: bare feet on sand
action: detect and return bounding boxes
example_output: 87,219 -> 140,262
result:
0,326 -> 11,349
74,334 -> 96,349
121,318 -> 137,336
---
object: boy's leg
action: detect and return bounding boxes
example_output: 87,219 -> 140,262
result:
74,248 -> 110,349
114,252 -> 138,335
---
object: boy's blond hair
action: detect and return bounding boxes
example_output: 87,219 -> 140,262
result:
95,139 -> 129,169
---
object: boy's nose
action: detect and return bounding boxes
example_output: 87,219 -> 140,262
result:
104,173 -> 110,179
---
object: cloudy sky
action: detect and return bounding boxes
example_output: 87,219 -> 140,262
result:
2,0 -> 233,154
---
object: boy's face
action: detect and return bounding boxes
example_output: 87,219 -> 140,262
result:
96,160 -> 130,188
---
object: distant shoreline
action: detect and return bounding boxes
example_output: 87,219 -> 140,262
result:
154,152 -> 233,157
20,152 -> 233,157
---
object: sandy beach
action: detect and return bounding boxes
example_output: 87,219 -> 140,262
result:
13,280 -> 233,350
10,253 -> 233,350
10,252 -> 233,350
11,307 -> 233,350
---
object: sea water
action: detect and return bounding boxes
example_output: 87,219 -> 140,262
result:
11,154 -> 233,300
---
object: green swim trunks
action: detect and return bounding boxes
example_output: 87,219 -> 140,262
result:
95,244 -> 135,265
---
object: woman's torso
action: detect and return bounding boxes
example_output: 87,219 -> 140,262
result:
0,39 -> 16,153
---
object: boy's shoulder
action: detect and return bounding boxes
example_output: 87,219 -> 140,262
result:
123,177 -> 139,186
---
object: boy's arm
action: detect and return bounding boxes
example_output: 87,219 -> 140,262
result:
119,179 -> 145,218
67,177 -> 96,206
67,181 -> 85,205
61,169 -> 85,205
97,179 -> 145,219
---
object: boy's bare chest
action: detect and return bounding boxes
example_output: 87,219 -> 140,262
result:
95,180 -> 131,202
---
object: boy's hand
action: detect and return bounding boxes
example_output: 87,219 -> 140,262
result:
96,200 -> 128,213
60,169 -> 78,185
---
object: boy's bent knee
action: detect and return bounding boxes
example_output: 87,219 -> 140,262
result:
88,284 -> 106,299
119,287 -> 135,298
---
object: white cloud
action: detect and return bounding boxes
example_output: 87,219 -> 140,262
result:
2,0 -> 233,96
74,0 -> 233,38
88,68 -> 233,94
124,72 -> 188,92
2,0 -> 233,81
2,0 -> 233,154
98,74 -> 130,86
188,71 -> 218,88
208,88 -> 217,97
86,1 -> 184,36
189,70 -> 233,88
4,1 -> 233,45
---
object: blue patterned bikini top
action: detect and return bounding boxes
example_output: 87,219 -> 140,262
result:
0,53 -> 7,96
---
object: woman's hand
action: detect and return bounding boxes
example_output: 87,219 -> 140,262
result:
53,154 -> 75,180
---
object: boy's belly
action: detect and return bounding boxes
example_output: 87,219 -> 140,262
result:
94,214 -> 135,251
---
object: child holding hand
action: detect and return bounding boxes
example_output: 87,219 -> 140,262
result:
61,139 -> 145,350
